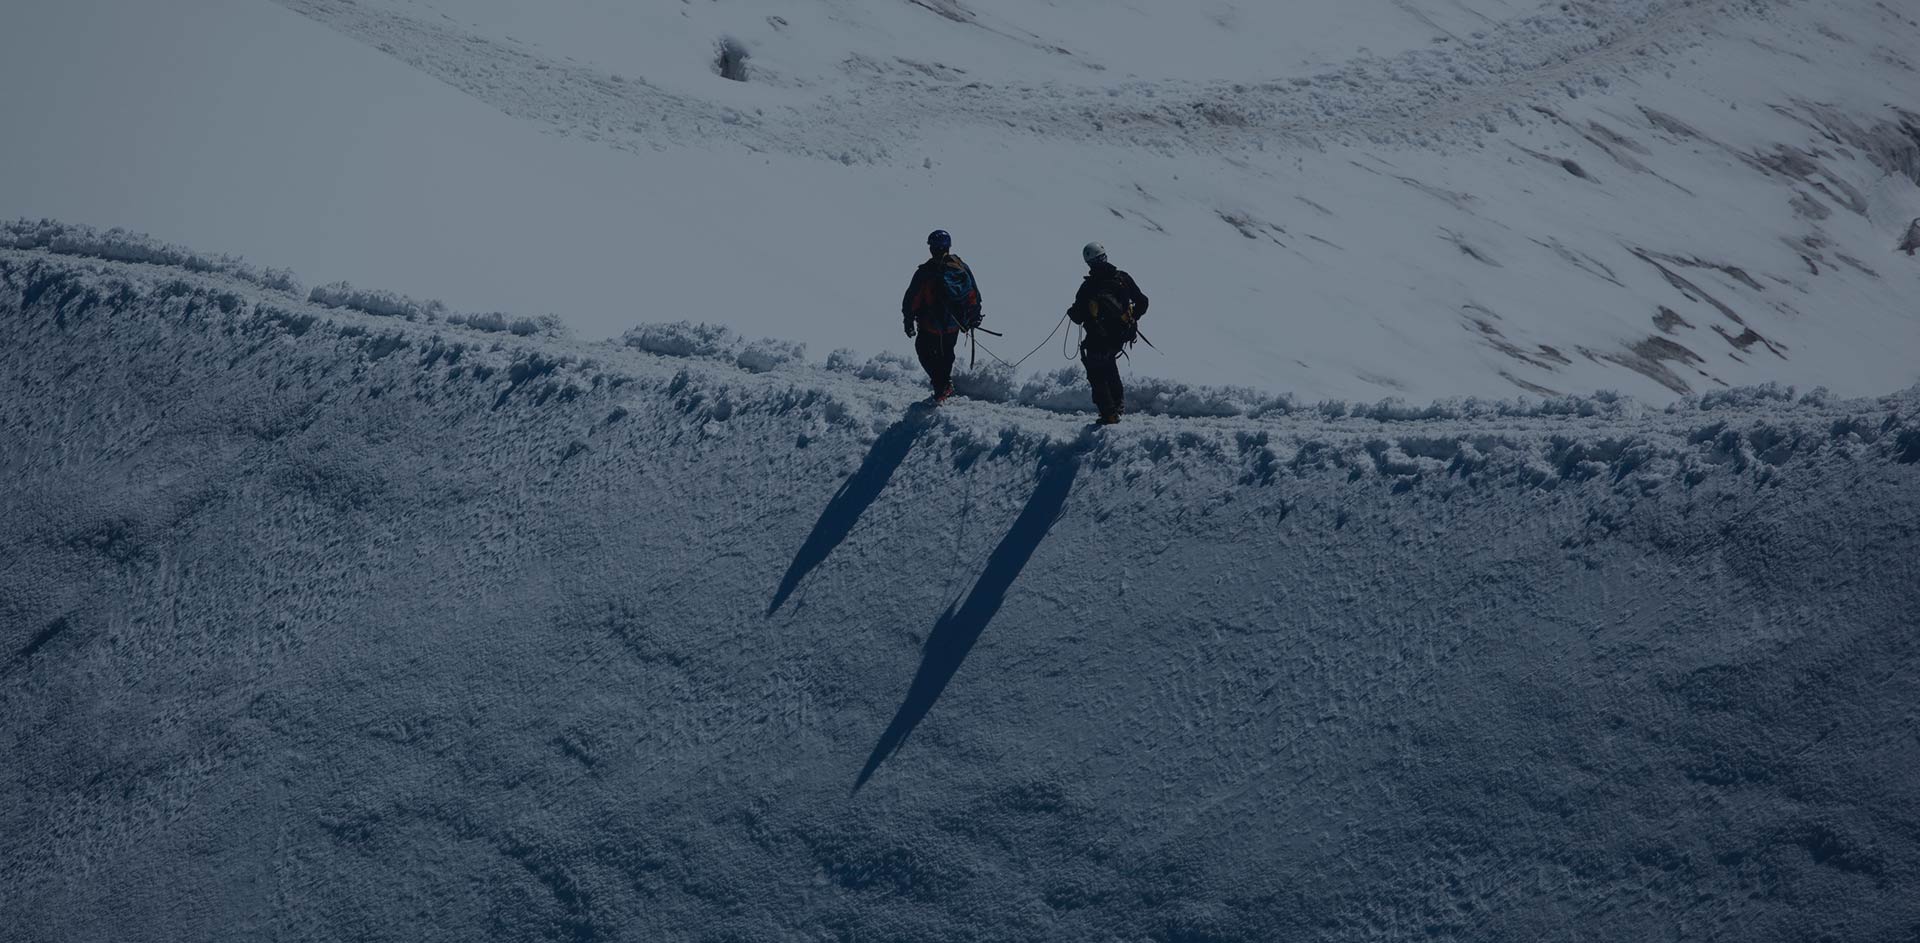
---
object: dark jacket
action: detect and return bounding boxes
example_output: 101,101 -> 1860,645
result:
902,254 -> 982,334
1069,261 -> 1149,346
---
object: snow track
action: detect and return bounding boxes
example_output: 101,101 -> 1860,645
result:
272,0 -> 1757,156
4,242 -> 1918,941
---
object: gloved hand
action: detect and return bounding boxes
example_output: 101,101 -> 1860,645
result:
903,321 -> 917,338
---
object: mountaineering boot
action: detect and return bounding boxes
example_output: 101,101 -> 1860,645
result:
933,383 -> 955,404
1097,411 -> 1120,425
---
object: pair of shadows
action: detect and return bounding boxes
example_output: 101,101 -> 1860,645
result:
763,405 -> 1084,793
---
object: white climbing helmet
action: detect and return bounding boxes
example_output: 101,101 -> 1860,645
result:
1082,241 -> 1107,265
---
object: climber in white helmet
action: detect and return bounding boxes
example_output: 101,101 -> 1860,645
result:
1066,242 -> 1151,424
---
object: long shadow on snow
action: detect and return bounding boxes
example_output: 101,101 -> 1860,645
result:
853,439 -> 1084,793
767,404 -> 935,616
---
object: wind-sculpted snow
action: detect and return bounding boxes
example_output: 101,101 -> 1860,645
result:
0,218 -> 306,297
4,248 -> 1919,941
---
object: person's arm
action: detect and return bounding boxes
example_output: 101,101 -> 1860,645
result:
1067,279 -> 1091,324
1126,273 -> 1150,319
901,267 -> 923,335
902,268 -> 921,318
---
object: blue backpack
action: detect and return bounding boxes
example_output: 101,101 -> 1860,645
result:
941,255 -> 982,329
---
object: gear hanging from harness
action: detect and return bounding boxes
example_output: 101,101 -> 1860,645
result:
1079,282 -> 1140,355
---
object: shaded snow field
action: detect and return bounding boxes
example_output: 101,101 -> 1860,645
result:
4,0 -> 1920,402
4,241 -> 1919,941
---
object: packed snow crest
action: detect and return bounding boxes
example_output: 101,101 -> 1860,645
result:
4,233 -> 1919,941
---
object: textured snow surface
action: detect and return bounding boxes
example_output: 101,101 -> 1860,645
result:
4,245 -> 1919,941
4,0 -> 1919,401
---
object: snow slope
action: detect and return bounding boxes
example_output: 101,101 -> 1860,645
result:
3,0 -> 1918,402
4,237 -> 1918,941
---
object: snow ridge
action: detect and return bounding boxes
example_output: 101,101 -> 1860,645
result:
5,240 -> 1919,941
6,216 -> 1895,427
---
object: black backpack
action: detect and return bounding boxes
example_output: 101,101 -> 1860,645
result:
1081,273 -> 1137,346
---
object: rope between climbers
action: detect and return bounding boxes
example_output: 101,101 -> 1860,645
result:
972,311 -> 1071,372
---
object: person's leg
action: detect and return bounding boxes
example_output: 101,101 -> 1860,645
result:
1081,347 -> 1120,417
1095,355 -> 1122,417
936,331 -> 958,393
914,330 -> 944,392
1079,349 -> 1101,413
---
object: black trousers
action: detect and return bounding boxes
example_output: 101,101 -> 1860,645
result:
1081,344 -> 1124,415
915,330 -> 959,393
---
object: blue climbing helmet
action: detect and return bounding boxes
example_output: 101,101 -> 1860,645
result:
927,229 -> 952,250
